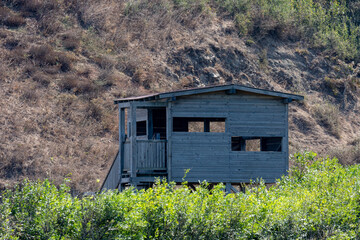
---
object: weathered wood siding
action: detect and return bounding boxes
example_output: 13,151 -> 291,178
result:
171,91 -> 288,183
137,140 -> 166,169
101,151 -> 120,190
124,141 -> 131,170
172,132 -> 230,182
229,152 -> 286,182
124,140 -> 166,171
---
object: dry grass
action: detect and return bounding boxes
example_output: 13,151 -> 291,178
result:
312,102 -> 342,139
329,138 -> 360,165
0,0 -> 358,194
32,71 -> 51,87
62,31 -> 80,51
29,45 -> 57,66
0,6 -> 26,27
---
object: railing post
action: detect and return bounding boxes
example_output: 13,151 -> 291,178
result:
166,101 -> 173,181
130,103 -> 137,181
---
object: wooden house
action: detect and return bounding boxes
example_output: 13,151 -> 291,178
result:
101,84 -> 303,192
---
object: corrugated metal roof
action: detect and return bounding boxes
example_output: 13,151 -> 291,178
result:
114,84 -> 304,104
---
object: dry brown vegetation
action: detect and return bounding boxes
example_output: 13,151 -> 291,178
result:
0,0 -> 359,193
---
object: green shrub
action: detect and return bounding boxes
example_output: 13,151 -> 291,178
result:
213,0 -> 360,60
2,153 -> 360,239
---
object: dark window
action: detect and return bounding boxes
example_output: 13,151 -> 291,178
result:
151,108 -> 167,139
173,117 -> 226,132
231,137 -> 282,152
261,137 -> 282,151
231,137 -> 245,151
136,121 -> 147,136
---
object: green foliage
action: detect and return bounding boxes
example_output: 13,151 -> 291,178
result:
122,0 -> 360,60
2,152 -> 360,239
212,0 -> 360,61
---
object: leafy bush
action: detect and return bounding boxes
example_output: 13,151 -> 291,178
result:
1,152 -> 360,239
213,0 -> 360,61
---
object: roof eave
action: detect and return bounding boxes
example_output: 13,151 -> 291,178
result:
157,85 -> 304,101
113,84 -> 304,104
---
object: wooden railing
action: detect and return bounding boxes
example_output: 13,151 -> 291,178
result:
100,151 -> 120,191
137,140 -> 166,170
124,140 -> 166,171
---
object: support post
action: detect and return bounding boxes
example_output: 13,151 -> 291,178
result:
230,185 -> 239,193
225,183 -> 232,194
148,109 -> 153,139
283,103 -> 289,173
204,119 -> 210,132
166,101 -> 173,181
130,103 -> 137,182
118,106 -> 125,191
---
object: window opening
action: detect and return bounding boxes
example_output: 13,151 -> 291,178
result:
210,121 -> 226,132
151,108 -> 167,139
231,137 -> 282,152
173,117 -> 226,132
261,137 -> 282,151
246,139 -> 261,151
136,121 -> 147,136
188,121 -> 204,132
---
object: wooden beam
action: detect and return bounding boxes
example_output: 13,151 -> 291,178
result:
147,109 -> 153,140
204,119 -> 210,132
158,84 -> 304,101
130,103 -> 137,180
283,104 -> 289,173
121,177 -> 130,184
130,176 -> 166,184
283,98 -> 293,104
166,101 -> 173,181
225,183 -> 232,194
117,102 -> 131,108
188,183 -> 196,191
234,85 -> 304,101
230,185 -> 239,193
159,85 -> 232,99
133,101 -> 168,108
118,107 -> 125,191
226,88 -> 236,95
115,84 -> 304,103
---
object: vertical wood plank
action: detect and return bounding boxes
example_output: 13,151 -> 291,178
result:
166,102 -> 173,180
130,103 -> 137,179
283,103 -> 289,173
157,142 -> 160,168
148,109 -> 153,139
225,183 -> 231,194
118,106 -> 125,190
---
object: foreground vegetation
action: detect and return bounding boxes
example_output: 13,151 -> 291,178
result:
1,152 -> 360,239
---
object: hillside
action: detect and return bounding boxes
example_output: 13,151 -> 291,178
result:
0,0 -> 359,193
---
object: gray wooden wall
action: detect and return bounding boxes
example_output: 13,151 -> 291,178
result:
170,91 -> 288,183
